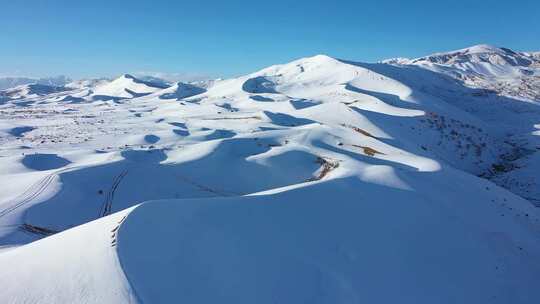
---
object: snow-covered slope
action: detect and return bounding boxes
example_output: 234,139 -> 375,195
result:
384,44 -> 540,206
0,208 -> 137,303
116,179 -> 540,304
1,46 -> 539,303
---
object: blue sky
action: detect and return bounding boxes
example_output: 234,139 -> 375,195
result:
2,0 -> 539,80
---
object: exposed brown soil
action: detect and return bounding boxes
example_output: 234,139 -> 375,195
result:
353,145 -> 385,156
307,157 -> 339,181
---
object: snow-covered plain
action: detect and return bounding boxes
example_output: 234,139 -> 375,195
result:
1,45 -> 540,303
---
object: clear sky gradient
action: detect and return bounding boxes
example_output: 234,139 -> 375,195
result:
2,0 -> 539,79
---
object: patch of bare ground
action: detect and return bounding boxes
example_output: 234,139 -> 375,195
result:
202,116 -> 261,120
352,145 -> 385,156
341,123 -> 376,138
307,157 -> 339,181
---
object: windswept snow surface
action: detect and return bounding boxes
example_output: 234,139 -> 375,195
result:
0,208 -> 137,303
1,46 -> 540,303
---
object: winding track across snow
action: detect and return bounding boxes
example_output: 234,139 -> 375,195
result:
99,169 -> 129,217
0,172 -> 60,219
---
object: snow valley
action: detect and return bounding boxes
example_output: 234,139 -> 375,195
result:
1,44 -> 540,303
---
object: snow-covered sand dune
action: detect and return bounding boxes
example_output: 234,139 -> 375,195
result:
0,45 -> 539,303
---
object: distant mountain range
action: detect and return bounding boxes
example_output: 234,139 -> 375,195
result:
0,75 -> 71,90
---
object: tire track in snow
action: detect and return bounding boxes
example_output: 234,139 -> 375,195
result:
99,170 -> 129,218
0,165 -> 84,220
0,172 -> 59,219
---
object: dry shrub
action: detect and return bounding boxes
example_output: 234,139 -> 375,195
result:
341,124 -> 375,138
308,157 -> 339,181
353,145 -> 385,156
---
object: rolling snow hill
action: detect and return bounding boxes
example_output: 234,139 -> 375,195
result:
0,83 -> 70,101
0,45 -> 539,303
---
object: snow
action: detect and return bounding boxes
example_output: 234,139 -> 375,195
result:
1,83 -> 68,100
117,175 -> 540,303
0,208 -> 138,303
0,45 -> 539,303
393,44 -> 540,100
384,45 -> 540,206
91,74 -> 169,99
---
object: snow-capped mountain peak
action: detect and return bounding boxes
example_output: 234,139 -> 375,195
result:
410,44 -> 536,67
91,73 -> 170,99
454,43 -> 504,54
381,45 -> 540,101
